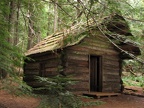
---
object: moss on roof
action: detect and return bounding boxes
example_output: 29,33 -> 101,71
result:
25,14 -> 139,56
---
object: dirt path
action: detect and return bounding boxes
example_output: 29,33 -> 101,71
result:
0,90 -> 40,108
91,95 -> 144,108
0,90 -> 144,108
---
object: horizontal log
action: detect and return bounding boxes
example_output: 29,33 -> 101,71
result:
45,67 -> 58,72
67,46 -> 103,55
65,66 -> 89,75
102,87 -> 112,92
103,59 -> 119,64
31,54 -> 59,62
103,82 -> 121,87
67,81 -> 89,90
103,65 -> 120,72
69,88 -> 89,92
103,61 -> 120,69
103,76 -> 120,82
67,45 -> 90,52
24,63 -> 40,70
81,45 -> 119,54
102,88 -> 121,92
44,60 -> 59,68
103,74 -> 120,79
67,53 -> 88,61
103,82 -> 121,92
66,49 -> 88,55
39,67 -> 59,77
24,69 -> 39,75
102,87 -> 120,92
68,45 -> 119,56
82,38 -> 114,50
67,47 -> 117,57
103,70 -> 120,75
24,62 -> 39,67
44,71 -> 59,76
72,91 -> 89,95
67,59 -> 88,67
69,73 -> 89,81
103,55 -> 120,61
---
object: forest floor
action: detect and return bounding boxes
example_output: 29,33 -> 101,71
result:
0,86 -> 143,108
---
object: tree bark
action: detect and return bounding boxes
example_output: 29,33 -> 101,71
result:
2,0 -> 17,79
8,0 -> 17,44
54,0 -> 58,32
14,1 -> 20,46
27,3 -> 35,50
27,3 -> 41,50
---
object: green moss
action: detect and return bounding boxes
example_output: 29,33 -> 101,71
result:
63,32 -> 88,46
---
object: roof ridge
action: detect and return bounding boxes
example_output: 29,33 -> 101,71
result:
25,14 -> 118,56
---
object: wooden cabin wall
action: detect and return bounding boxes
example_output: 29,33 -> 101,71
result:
24,52 -> 60,87
65,30 -> 121,94
102,55 -> 121,92
64,48 -> 89,94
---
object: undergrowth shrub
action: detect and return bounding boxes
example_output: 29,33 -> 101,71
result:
0,76 -> 32,96
35,75 -> 103,108
122,74 -> 144,87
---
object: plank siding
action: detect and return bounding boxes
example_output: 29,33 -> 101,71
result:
67,53 -> 88,61
24,70 -> 39,75
24,30 -> 122,93
103,82 -> 121,92
82,39 -> 114,49
65,32 -> 121,93
24,63 -> 39,69
24,61 -> 40,84
67,60 -> 88,67
24,52 -> 60,86
44,59 -> 59,67
103,75 -> 120,82
65,67 -> 89,74
27,52 -> 59,63
68,81 -> 89,91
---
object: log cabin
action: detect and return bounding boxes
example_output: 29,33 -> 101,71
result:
24,14 -> 140,94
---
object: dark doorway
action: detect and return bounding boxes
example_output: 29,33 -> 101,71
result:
90,55 -> 102,92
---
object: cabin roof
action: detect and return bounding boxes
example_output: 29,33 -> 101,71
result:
26,14 -> 140,56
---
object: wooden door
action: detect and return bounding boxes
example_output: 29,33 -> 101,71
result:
90,55 -> 102,92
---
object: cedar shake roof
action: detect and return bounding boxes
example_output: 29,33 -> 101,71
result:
25,14 -> 140,56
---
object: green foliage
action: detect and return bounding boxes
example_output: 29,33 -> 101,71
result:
38,93 -> 104,108
0,0 -> 144,105
1,76 -> 32,96
122,60 -> 144,87
122,74 -> 144,87
35,75 -> 76,93
123,60 -> 144,74
35,75 -> 103,108
0,0 -> 24,78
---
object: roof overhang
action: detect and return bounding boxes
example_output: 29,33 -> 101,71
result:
25,14 -> 141,58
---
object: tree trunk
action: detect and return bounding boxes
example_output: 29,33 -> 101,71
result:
54,0 -> 58,32
2,0 -> 17,79
47,3 -> 52,35
8,0 -> 17,44
27,3 -> 41,50
14,1 -> 20,46
27,3 -> 35,50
